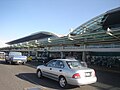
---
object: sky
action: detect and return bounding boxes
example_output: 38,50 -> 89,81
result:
0,0 -> 120,47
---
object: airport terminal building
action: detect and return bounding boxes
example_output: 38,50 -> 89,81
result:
0,7 -> 120,67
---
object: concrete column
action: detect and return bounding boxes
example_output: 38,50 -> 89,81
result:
82,44 -> 86,61
82,51 -> 86,61
60,51 -> 64,59
34,48 -> 37,60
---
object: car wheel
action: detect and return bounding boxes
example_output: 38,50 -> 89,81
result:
59,76 -> 67,88
9,61 -> 12,64
37,70 -> 42,78
5,60 -> 8,63
22,62 -> 26,65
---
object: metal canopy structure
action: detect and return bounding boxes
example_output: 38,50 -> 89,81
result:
70,7 -> 120,36
6,31 -> 59,45
39,7 -> 120,47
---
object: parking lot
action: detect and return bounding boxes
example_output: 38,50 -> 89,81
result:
0,60 -> 120,90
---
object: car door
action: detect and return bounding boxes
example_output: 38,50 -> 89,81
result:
51,60 -> 65,81
43,60 -> 57,79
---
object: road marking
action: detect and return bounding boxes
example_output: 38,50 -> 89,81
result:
24,87 -> 41,90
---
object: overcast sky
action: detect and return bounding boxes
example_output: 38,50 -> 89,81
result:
0,0 -> 120,47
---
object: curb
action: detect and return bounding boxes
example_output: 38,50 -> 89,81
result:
95,68 -> 120,74
25,63 -> 37,69
90,66 -> 120,74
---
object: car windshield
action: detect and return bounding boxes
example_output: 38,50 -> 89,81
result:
9,52 -> 22,56
66,61 -> 86,69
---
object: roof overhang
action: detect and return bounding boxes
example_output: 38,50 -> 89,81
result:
6,31 -> 58,45
103,7 -> 120,29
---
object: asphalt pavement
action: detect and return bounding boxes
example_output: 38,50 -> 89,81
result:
0,60 -> 120,90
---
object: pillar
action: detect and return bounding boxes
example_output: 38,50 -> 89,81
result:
82,51 -> 86,61
60,51 -> 64,59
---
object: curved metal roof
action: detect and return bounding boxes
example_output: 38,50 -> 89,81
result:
70,7 -> 120,36
6,31 -> 59,45
40,7 -> 120,47
103,7 -> 120,29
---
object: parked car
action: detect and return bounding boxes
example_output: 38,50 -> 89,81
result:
5,52 -> 27,64
36,59 -> 97,88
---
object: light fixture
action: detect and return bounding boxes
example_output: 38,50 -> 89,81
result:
106,27 -> 113,36
35,40 -> 39,45
68,34 -> 74,40
107,27 -> 112,32
48,38 -> 51,42
106,27 -> 120,40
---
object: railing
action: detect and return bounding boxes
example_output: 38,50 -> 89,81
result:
1,44 -> 120,52
48,44 -> 120,50
86,44 -> 120,49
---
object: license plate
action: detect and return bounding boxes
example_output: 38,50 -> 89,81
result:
85,72 -> 91,77
17,60 -> 22,63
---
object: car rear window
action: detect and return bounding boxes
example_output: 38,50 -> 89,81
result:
66,61 -> 86,69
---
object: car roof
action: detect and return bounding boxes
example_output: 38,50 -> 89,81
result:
53,58 -> 78,62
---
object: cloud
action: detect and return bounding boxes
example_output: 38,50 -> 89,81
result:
0,40 -> 9,48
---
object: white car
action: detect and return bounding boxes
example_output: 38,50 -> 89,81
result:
5,52 -> 27,64
37,59 -> 97,88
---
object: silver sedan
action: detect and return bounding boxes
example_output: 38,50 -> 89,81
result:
36,59 -> 97,88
